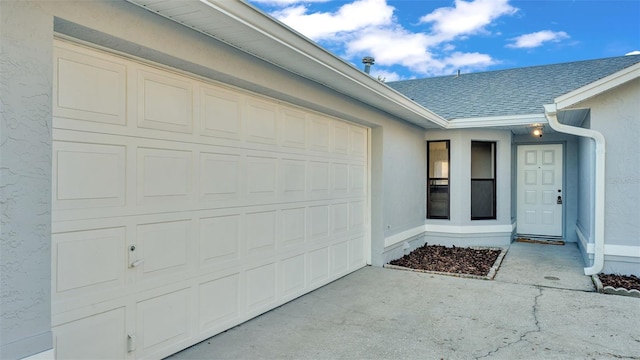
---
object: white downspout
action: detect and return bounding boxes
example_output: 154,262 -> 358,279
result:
544,104 -> 605,275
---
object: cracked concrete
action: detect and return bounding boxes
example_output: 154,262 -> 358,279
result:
169,264 -> 639,360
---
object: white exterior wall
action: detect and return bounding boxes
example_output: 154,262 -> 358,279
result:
0,1 -> 431,357
570,78 -> 640,275
422,129 -> 513,246
0,2 -> 54,359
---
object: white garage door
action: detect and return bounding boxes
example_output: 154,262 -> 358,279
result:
51,40 -> 369,359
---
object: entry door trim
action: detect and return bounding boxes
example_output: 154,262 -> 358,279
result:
516,144 -> 564,238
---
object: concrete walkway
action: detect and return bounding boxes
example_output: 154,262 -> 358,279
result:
169,243 -> 639,359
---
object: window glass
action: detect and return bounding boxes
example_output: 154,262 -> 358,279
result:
427,141 -> 450,219
471,141 -> 496,220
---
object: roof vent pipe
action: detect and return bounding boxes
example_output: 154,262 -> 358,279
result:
362,56 -> 375,74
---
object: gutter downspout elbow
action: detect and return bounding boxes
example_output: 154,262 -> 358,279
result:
543,104 -> 605,275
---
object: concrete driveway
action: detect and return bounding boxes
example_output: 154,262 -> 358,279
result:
169,243 -> 640,359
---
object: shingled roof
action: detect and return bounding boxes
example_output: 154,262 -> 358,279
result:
387,55 -> 640,120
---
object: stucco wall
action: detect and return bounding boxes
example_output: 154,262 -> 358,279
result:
576,78 -> 640,250
576,118 -> 595,243
383,120 -> 427,236
0,2 -> 54,359
0,3 -> 431,355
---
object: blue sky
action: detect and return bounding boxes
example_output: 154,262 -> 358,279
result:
248,0 -> 640,81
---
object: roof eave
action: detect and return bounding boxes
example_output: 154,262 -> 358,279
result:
445,114 -> 547,129
125,0 -> 448,129
555,61 -> 640,110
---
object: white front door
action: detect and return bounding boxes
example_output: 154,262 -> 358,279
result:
517,144 -> 563,237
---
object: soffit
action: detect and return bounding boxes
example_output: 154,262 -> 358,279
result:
125,0 -> 447,129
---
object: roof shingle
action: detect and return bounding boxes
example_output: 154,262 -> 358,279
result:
387,55 -> 640,120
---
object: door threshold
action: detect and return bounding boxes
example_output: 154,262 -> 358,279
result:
515,236 -> 564,246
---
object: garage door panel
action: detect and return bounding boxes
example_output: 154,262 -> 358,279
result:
136,220 -> 191,279
138,148 -> 193,205
330,241 -> 349,276
246,211 -> 277,255
331,203 -> 349,235
246,156 -> 277,201
53,141 -> 126,210
280,108 -> 306,149
200,85 -> 242,140
308,247 -> 329,285
53,41 -> 368,360
54,307 -> 127,360
350,236 -> 366,267
136,288 -> 191,357
279,254 -> 306,300
280,159 -> 306,201
199,214 -> 241,267
309,205 -> 330,240
199,273 -> 240,332
309,161 -> 330,198
280,207 -> 306,248
350,164 -> 366,195
331,122 -> 349,155
350,201 -> 365,232
246,263 -> 276,314
331,162 -> 349,196
309,116 -> 330,152
246,99 -> 277,145
138,69 -> 193,134
349,126 -> 367,158
199,152 -> 242,203
54,45 -> 126,125
53,227 -> 126,297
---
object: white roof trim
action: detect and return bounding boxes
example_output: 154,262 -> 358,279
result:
445,114 -> 547,129
125,0 -> 448,128
555,61 -> 640,110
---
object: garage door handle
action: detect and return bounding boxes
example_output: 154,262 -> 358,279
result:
130,259 -> 144,268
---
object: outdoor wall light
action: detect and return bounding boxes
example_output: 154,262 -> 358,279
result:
532,126 -> 544,138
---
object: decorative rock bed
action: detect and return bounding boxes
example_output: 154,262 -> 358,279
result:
592,274 -> 640,298
384,244 -> 508,280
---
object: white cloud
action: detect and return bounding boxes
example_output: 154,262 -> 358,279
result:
626,50 -> 640,56
370,69 -> 402,82
252,0 -> 329,5
507,30 -> 570,49
264,0 -> 519,77
444,52 -> 496,69
419,0 -> 517,41
272,0 -> 394,40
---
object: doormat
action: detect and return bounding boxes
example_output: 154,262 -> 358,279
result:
516,237 -> 564,245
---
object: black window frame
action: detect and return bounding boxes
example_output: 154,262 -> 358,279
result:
470,141 -> 497,220
427,140 -> 450,220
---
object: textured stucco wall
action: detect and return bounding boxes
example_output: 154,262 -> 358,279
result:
382,120 -> 427,236
0,1 -> 53,359
580,78 -> 640,249
576,118 -> 595,242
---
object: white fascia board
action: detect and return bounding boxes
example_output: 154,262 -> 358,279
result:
125,0 -> 449,128
555,62 -> 640,110
445,114 -> 547,129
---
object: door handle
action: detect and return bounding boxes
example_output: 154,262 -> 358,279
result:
557,195 -> 563,205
